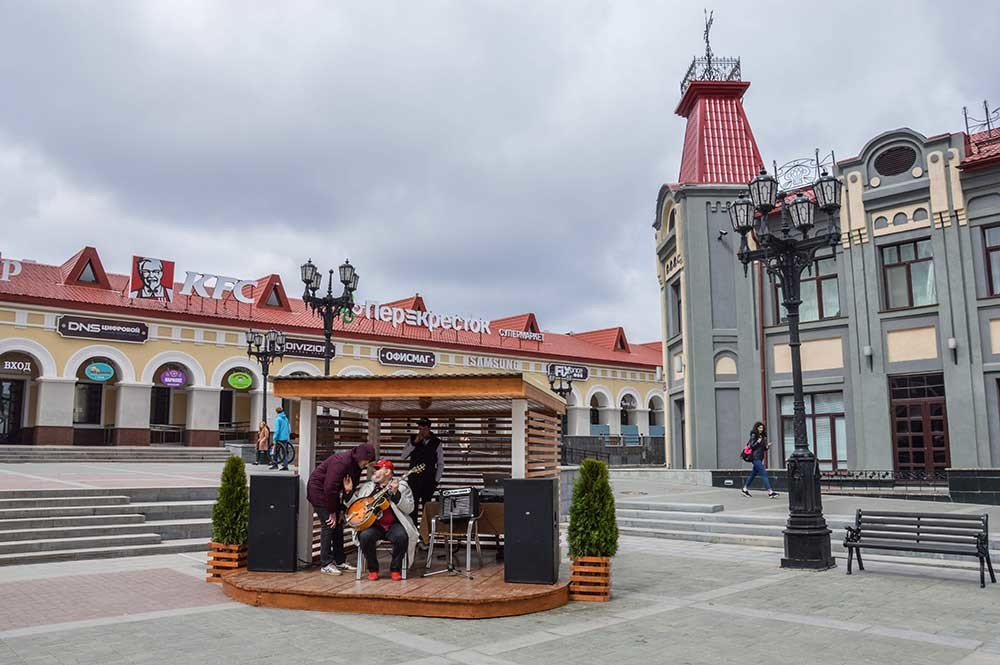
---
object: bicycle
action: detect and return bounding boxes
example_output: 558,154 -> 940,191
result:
269,439 -> 297,470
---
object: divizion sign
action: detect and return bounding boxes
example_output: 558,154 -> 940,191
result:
546,363 -> 589,381
378,347 -> 437,369
58,315 -> 149,343
284,337 -> 330,360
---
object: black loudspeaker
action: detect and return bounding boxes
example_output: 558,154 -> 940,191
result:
248,474 -> 299,572
503,477 -> 559,584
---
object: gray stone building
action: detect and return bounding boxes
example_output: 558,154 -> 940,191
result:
654,52 -> 1000,472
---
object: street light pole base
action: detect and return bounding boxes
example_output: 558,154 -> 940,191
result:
781,525 -> 836,570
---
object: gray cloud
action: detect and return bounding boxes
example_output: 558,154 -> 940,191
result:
1,1 -> 997,341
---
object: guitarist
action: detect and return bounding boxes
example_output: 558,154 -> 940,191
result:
350,459 -> 418,581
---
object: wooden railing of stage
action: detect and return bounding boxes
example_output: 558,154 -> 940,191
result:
525,410 -> 561,478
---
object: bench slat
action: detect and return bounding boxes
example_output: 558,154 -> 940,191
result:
860,517 -> 986,531
858,531 -> 979,545
860,511 -> 986,522
856,524 -> 984,537
846,540 -> 980,556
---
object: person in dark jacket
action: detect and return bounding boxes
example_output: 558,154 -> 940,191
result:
401,417 -> 444,536
307,443 -> 376,575
741,422 -> 778,499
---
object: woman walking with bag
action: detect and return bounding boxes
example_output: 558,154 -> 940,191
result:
741,421 -> 778,499
255,421 -> 270,466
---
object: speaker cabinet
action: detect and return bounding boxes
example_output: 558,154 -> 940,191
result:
248,474 -> 299,572
503,477 -> 559,584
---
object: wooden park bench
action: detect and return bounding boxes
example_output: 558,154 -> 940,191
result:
844,509 -> 996,588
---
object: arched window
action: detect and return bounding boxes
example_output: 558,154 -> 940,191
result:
619,394 -> 637,426
590,396 -> 601,425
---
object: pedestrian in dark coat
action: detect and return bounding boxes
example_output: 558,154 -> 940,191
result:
741,422 -> 778,499
307,443 -> 376,574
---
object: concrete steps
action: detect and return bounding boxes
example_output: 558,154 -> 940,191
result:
0,538 -> 209,566
615,501 -> 1000,564
0,446 -> 232,464
0,489 -> 213,566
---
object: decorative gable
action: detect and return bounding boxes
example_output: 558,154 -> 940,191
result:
59,247 -> 112,290
253,274 -> 291,312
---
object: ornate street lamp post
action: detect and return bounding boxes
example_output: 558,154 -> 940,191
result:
246,329 -> 287,427
729,166 -> 842,570
546,367 -> 574,399
300,259 -> 359,376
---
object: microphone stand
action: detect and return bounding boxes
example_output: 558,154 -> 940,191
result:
423,495 -> 473,580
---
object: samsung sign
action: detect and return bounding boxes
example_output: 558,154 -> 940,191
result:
378,347 -> 437,369
465,355 -> 522,371
546,363 -> 589,381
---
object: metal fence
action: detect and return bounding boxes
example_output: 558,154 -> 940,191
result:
819,469 -> 948,493
561,436 -> 666,466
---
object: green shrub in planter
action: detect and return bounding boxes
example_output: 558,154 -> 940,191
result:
211,456 -> 250,545
568,458 -> 618,559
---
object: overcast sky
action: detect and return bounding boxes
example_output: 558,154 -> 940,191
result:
1,1 -> 996,342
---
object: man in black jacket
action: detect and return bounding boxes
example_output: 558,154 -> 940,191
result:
306,443 -> 375,575
401,417 -> 444,535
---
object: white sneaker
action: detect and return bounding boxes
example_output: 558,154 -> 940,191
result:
321,564 -> 342,575
338,561 -> 357,571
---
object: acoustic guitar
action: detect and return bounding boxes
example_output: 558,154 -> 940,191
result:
345,464 -> 425,531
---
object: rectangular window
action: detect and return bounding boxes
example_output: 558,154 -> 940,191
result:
775,253 -> 840,323
670,281 -> 683,337
779,392 -> 847,470
984,226 -> 1000,296
881,239 -> 936,310
73,383 -> 103,425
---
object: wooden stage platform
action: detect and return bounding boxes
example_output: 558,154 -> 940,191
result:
221,559 -> 569,619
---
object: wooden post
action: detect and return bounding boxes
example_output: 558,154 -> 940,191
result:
511,398 -> 527,478
296,398 -> 316,567
367,416 -> 381,460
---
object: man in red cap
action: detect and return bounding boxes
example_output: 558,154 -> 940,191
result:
350,459 -> 418,580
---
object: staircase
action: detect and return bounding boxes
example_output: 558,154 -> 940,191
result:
617,500 -> 1000,564
0,487 -> 216,566
0,446 -> 232,464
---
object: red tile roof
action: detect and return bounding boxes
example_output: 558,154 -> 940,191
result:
961,128 -> 1000,171
570,327 -> 630,353
0,251 -> 662,370
384,294 -> 426,312
490,312 -> 540,333
675,80 -> 762,186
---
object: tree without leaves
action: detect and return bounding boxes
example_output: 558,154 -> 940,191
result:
211,456 -> 249,545
568,458 -> 618,559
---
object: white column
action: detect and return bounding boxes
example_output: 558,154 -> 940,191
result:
35,378 -> 76,427
635,408 -> 650,437
601,407 -> 622,436
115,383 -> 152,429
296,399 -> 316,567
567,406 -> 590,437
185,387 -> 222,431
511,398 -> 527,478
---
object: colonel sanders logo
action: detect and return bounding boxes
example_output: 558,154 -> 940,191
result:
129,256 -> 174,301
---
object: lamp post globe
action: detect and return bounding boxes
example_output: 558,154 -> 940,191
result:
749,168 -> 779,213
814,170 -> 842,213
728,193 -> 755,235
786,191 -> 815,232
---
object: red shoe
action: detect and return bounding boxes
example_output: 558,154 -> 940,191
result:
367,571 -> 379,581
390,571 -> 402,581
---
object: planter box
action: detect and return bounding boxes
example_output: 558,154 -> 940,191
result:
206,542 -> 248,583
569,556 -> 611,602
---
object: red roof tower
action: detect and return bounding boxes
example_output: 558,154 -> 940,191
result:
674,13 -> 762,185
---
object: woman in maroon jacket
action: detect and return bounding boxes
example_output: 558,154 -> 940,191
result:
307,443 -> 375,575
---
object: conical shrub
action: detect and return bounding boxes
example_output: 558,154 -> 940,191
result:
211,456 -> 249,545
567,458 -> 618,559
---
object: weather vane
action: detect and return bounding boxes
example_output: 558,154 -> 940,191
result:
703,9 -> 714,64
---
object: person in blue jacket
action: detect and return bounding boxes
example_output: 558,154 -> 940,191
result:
270,406 -> 291,470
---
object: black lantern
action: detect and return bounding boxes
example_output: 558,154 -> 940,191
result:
339,260 -> 355,287
728,193 -> 755,234
748,168 -> 778,212
813,170 -> 842,213
246,328 -> 286,434
786,192 -> 815,232
300,259 -> 318,290
546,367 -> 573,399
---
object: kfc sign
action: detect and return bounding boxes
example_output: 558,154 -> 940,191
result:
179,272 -> 255,304
58,315 -> 149,343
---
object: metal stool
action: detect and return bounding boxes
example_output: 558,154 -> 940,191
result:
425,511 -> 483,573
355,541 -> 408,580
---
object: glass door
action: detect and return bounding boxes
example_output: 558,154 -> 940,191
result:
0,380 -> 26,444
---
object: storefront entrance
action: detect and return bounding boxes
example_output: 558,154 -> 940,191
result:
0,379 -> 26,444
890,373 -> 950,474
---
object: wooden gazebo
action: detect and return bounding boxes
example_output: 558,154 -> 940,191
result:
220,373 -> 568,618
